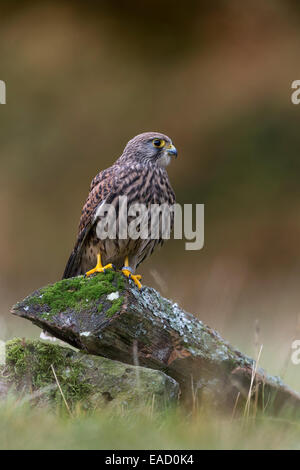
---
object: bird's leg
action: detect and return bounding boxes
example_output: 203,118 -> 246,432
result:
85,253 -> 114,277
122,256 -> 142,289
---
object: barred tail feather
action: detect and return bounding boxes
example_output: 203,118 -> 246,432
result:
62,249 -> 82,279
62,223 -> 92,279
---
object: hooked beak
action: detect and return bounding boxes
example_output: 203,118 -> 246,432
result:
167,143 -> 178,158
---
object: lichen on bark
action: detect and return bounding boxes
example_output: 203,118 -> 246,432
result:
10,276 -> 300,416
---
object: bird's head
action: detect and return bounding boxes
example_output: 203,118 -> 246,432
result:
121,132 -> 177,167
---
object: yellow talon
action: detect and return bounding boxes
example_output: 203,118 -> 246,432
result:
122,257 -> 142,289
85,253 -> 113,277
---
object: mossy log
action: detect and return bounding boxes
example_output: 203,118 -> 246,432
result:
0,338 -> 179,410
11,272 -> 300,415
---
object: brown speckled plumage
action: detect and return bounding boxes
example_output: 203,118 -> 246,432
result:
63,132 -> 176,278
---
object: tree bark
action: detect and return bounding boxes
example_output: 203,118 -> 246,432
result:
11,272 -> 300,415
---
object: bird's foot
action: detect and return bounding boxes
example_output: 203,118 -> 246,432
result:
85,253 -> 114,277
122,266 -> 142,290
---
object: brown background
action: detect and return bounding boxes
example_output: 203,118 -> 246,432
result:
1,0 -> 300,388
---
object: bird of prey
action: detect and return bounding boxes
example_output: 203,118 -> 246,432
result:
63,132 -> 177,289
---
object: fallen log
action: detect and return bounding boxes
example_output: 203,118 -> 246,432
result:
11,271 -> 300,415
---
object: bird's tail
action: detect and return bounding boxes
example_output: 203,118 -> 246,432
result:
62,249 -> 83,278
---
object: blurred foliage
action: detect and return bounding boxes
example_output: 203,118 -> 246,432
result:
1,1 -> 300,391
1,398 -> 300,450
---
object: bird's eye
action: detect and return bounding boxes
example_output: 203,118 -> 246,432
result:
152,138 -> 165,148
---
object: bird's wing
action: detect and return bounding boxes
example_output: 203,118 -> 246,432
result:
62,166 -> 117,279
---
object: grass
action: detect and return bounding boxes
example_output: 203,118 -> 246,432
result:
3,308 -> 300,449
0,397 -> 300,450
1,333 -> 300,449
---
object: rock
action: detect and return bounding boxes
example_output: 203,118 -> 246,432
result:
11,273 -> 300,416
0,338 -> 179,411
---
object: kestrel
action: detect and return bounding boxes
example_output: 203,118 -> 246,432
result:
63,132 -> 177,289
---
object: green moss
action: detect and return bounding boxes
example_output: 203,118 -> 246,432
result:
27,271 -> 124,315
116,273 -> 125,291
5,338 -> 92,409
106,296 -> 124,318
4,338 -> 179,414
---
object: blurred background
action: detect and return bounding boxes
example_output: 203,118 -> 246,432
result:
1,0 -> 300,389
